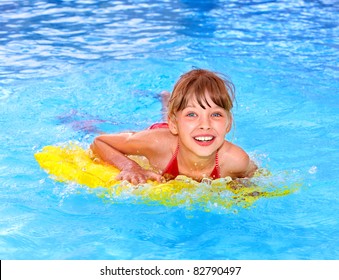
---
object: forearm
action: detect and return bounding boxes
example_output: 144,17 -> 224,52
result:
90,137 -> 140,172
90,136 -> 164,184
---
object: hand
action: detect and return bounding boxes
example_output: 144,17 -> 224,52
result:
116,167 -> 165,185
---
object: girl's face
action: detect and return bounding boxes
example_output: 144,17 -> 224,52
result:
168,93 -> 231,158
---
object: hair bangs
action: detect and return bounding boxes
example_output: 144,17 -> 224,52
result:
167,69 -> 235,119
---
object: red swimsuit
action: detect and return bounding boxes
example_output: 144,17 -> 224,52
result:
149,123 -> 221,180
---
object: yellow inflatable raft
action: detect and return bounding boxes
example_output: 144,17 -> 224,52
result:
34,142 -> 297,211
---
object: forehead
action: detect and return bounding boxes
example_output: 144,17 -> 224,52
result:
185,91 -> 223,109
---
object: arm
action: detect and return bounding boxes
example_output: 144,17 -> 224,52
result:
221,142 -> 258,179
231,152 -> 258,178
241,158 -> 258,178
90,131 -> 165,184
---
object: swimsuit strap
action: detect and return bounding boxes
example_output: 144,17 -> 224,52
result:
209,151 -> 220,179
161,144 -> 179,178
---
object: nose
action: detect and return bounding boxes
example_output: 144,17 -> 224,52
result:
199,114 -> 211,130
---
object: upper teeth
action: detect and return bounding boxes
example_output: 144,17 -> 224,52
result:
195,136 -> 213,141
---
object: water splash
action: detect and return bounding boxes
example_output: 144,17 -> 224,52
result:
35,142 -> 300,212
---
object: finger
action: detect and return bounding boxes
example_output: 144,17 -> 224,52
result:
115,173 -> 123,181
132,175 -> 147,185
116,173 -> 137,184
146,172 -> 165,183
153,174 -> 165,183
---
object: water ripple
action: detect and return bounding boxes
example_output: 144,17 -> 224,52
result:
0,0 -> 338,82
0,89 -> 11,100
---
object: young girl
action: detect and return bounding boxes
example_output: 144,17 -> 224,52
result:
90,69 -> 257,184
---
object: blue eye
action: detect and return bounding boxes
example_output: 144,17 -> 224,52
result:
212,112 -> 222,117
186,112 -> 197,117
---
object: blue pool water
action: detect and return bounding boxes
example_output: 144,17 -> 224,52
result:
0,0 -> 338,260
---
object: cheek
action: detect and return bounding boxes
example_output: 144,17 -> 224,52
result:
215,121 -> 229,135
177,120 -> 196,132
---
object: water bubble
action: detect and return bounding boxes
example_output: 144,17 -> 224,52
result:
308,166 -> 317,174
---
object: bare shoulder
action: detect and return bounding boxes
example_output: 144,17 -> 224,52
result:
137,128 -> 177,153
219,141 -> 257,178
95,128 -> 177,156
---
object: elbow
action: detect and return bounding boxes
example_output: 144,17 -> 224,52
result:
246,161 -> 258,178
90,136 -> 105,154
234,158 -> 258,179
90,142 -> 96,154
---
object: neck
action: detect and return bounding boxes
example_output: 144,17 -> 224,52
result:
176,148 -> 217,180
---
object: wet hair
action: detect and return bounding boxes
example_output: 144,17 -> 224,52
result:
167,69 -> 235,120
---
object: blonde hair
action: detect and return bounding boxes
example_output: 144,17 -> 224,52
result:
167,69 -> 235,121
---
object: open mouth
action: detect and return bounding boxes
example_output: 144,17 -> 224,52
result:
194,136 -> 214,142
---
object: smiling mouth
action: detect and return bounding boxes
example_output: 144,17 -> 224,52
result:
194,136 -> 214,142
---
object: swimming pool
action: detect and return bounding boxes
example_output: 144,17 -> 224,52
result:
0,0 -> 338,260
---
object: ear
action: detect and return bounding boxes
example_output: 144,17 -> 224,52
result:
168,116 -> 178,135
226,114 -> 233,133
